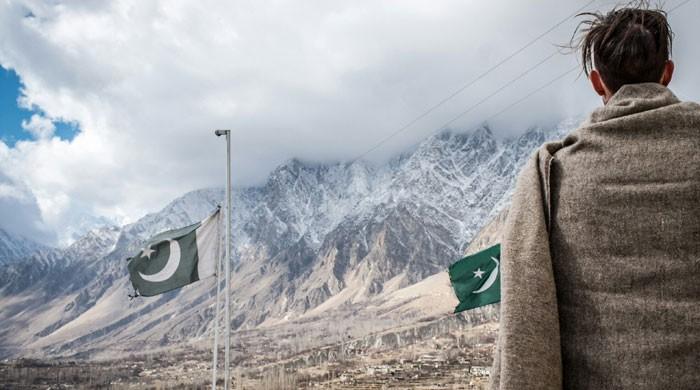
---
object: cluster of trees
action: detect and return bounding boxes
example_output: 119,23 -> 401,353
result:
258,367 -> 301,390
0,361 -> 132,388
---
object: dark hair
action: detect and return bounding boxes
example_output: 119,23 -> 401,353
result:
572,1 -> 673,93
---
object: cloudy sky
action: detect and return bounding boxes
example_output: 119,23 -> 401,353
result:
0,0 -> 698,246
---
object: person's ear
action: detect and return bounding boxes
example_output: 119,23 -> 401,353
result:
589,70 -> 610,102
660,60 -> 674,86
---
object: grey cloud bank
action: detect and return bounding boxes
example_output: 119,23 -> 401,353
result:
0,0 -> 697,246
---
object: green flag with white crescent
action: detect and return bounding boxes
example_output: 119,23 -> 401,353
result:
448,243 -> 500,313
127,209 -> 221,297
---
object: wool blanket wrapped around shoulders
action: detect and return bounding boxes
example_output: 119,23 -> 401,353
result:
489,82 -> 700,390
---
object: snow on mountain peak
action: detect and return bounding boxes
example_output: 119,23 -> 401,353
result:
0,118 -> 581,358
0,228 -> 47,265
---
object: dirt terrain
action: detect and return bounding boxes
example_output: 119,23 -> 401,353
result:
0,315 -> 497,389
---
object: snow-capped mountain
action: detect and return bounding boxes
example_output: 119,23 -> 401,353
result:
0,121 -> 574,359
0,229 -> 47,265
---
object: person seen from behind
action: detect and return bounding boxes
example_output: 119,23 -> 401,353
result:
489,1 -> 699,389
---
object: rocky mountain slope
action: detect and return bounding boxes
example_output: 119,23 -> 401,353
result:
0,120 -> 575,359
0,229 -> 47,265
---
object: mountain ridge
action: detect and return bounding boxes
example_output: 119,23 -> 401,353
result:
0,121 -> 576,359
0,228 -> 49,265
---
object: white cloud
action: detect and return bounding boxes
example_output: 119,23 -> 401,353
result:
0,0 -> 697,246
0,144 -> 56,243
21,114 -> 55,139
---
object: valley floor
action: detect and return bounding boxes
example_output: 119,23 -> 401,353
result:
0,318 -> 497,389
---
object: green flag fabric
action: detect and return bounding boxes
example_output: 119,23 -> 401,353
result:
127,209 -> 220,297
448,243 -> 500,313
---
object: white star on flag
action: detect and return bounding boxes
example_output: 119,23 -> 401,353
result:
139,246 -> 156,259
473,268 -> 485,279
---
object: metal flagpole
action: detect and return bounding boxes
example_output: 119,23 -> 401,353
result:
211,209 -> 223,390
215,129 -> 232,390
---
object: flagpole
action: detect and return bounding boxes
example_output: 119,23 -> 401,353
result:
215,129 -> 232,390
211,214 -> 223,390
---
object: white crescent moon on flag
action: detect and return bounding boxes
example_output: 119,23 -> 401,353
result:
472,256 -> 499,294
139,239 -> 181,282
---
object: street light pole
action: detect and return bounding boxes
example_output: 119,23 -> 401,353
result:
214,129 -> 232,390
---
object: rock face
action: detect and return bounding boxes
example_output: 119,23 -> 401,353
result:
0,229 -> 47,265
0,120 -> 575,359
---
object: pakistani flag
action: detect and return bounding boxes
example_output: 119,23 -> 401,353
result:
448,244 -> 500,313
127,209 -> 221,297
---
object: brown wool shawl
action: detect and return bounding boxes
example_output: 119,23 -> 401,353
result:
489,83 -> 700,390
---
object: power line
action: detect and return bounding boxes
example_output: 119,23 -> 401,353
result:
669,0 -> 693,13
367,65 -> 579,167
477,0 -> 693,129
482,0 -> 692,123
484,65 -> 578,124
403,65 -> 579,161
429,53 -> 560,140
348,0 -> 693,163
350,51 -> 560,163
347,0 -> 597,163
